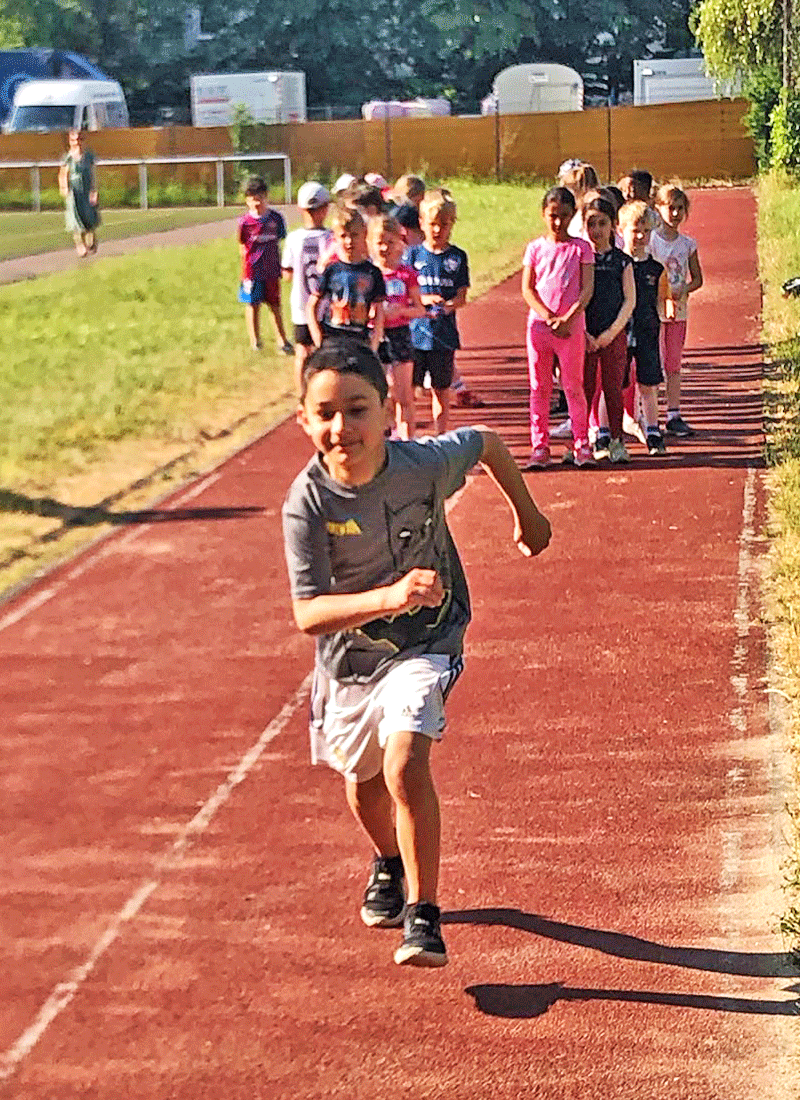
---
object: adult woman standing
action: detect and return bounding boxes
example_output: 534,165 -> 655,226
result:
58,129 -> 100,257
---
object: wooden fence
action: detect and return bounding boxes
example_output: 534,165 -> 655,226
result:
0,97 -> 755,191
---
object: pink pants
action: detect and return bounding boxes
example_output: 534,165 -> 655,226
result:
584,332 -> 628,439
660,320 -> 687,376
527,320 -> 588,450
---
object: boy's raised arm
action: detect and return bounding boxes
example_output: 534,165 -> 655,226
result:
478,430 -> 551,556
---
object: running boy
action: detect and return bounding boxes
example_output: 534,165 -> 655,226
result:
282,180 -> 333,391
406,189 -> 470,435
282,342 -> 551,967
237,176 -> 293,354
306,207 -> 385,353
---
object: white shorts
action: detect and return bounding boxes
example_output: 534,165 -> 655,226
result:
309,654 -> 463,783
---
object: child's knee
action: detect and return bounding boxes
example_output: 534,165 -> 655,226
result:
383,738 -> 433,800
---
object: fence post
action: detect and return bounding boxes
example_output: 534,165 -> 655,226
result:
384,113 -> 392,181
283,156 -> 292,205
216,159 -> 225,207
494,97 -> 501,181
31,165 -> 41,214
138,162 -> 148,210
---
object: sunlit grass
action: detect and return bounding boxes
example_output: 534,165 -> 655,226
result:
756,171 -> 800,956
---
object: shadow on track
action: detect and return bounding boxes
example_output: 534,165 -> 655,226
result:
444,908 -> 800,1018
0,488 -> 262,529
443,908 -> 797,977
465,981 -> 800,1018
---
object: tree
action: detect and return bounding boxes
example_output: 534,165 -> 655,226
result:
692,0 -> 789,168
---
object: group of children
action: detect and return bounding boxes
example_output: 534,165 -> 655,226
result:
238,171 -> 480,443
276,165 -> 702,968
241,162 -> 703,471
523,163 -> 704,468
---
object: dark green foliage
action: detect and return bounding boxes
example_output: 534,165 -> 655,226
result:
771,87 -> 800,171
742,64 -> 782,170
2,0 -> 696,121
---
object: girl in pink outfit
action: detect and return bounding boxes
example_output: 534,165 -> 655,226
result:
649,184 -> 704,437
522,186 -> 595,468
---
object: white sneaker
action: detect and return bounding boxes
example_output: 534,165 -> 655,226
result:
550,418 -> 573,439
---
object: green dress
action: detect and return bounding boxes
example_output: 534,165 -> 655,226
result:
63,151 -> 101,233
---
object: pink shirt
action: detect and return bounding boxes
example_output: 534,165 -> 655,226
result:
523,235 -> 593,319
380,263 -> 418,328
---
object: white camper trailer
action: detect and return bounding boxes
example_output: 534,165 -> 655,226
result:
483,64 -> 583,115
633,57 -> 738,106
190,71 -> 306,126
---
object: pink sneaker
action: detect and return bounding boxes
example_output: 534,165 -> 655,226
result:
523,445 -> 551,470
573,443 -> 595,467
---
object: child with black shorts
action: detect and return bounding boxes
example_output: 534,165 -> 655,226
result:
618,200 -> 670,455
282,181 -> 332,392
282,342 -> 551,967
306,207 -> 385,353
368,213 -> 426,439
406,189 -> 470,435
237,175 -> 293,354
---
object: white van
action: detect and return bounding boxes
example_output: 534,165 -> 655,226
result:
6,79 -> 129,132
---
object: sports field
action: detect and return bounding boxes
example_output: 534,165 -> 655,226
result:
0,188 -> 797,1097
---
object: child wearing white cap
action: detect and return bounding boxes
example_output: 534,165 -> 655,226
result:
333,173 -> 358,195
282,181 -> 333,391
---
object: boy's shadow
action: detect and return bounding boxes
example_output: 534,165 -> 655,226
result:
443,908 -> 800,1019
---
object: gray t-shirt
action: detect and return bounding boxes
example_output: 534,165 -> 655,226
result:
282,428 -> 484,683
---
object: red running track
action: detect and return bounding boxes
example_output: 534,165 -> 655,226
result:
1,188 -> 798,1099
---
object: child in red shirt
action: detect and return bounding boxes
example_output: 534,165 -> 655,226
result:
237,176 -> 292,354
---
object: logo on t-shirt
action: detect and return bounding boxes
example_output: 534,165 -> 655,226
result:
326,519 -> 362,536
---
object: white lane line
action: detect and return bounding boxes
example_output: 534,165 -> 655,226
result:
0,471 -> 224,635
0,674 -> 311,1083
719,466 -> 756,902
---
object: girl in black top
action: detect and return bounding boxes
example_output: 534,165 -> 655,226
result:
582,197 -> 636,464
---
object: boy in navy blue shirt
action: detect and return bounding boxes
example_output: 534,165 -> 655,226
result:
307,207 -> 385,354
405,189 -> 470,435
237,176 -> 292,354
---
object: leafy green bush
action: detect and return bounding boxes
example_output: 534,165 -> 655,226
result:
743,64 -> 782,170
771,87 -> 800,172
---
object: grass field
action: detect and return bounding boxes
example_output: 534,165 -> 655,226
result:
756,172 -> 800,950
0,177 -> 544,590
0,206 -> 243,262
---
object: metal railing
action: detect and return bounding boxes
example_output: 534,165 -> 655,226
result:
0,152 -> 292,212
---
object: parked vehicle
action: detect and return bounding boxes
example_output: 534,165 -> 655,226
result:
6,79 -> 129,132
633,57 -> 738,106
482,64 -> 583,115
0,48 -> 109,126
361,98 -> 451,120
190,71 -> 306,126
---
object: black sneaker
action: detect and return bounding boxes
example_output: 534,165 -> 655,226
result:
664,415 -> 694,437
647,430 -> 667,455
360,855 -> 405,928
593,433 -> 611,460
394,901 -> 448,967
